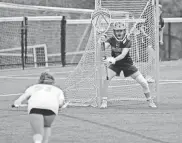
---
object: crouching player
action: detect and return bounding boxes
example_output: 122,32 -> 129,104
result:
12,72 -> 65,143
100,21 -> 157,108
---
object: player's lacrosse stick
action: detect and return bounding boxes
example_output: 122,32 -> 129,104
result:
91,7 -> 111,80
102,39 -> 109,80
91,7 -> 111,35
10,104 -> 28,112
91,8 -> 111,108
11,104 -> 28,108
61,101 -> 70,109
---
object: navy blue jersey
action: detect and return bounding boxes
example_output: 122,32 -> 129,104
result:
106,37 -> 133,65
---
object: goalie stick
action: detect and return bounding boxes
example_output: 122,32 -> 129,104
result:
101,40 -> 109,80
91,7 -> 111,108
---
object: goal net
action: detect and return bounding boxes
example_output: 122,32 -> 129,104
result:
0,1 -> 159,107
65,0 -> 160,107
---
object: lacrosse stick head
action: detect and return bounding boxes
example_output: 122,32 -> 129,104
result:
91,8 -> 111,34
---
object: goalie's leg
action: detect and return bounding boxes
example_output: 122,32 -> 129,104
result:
130,70 -> 157,108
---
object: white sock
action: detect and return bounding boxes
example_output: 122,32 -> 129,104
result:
35,141 -> 41,143
33,134 -> 43,143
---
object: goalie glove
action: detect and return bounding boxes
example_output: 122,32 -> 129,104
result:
99,34 -> 108,43
104,57 -> 116,64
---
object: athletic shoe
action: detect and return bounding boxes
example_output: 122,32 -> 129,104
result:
100,97 -> 107,108
148,99 -> 157,108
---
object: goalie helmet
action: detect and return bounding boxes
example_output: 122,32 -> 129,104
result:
113,21 -> 126,30
113,22 -> 127,41
38,72 -> 55,85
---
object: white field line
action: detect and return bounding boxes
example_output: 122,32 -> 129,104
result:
112,78 -> 182,82
1,81 -> 182,97
109,81 -> 182,88
0,71 -> 73,77
0,75 -> 182,83
0,76 -> 66,80
0,93 -> 22,97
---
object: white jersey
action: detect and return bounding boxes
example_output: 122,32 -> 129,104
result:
26,84 -> 64,115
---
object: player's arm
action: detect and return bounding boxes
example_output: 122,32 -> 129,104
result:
115,40 -> 131,61
115,48 -> 130,61
159,16 -> 165,45
13,88 -> 32,106
105,48 -> 130,64
16,92 -> 31,103
159,26 -> 164,45
105,41 -> 131,64
13,92 -> 31,107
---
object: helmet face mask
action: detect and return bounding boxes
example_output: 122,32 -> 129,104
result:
114,29 -> 126,41
113,22 -> 127,41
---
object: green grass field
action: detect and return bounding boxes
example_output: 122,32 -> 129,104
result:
0,60 -> 182,143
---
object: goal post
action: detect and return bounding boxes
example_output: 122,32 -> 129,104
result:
64,0 -> 160,107
32,44 -> 48,68
154,0 -> 160,103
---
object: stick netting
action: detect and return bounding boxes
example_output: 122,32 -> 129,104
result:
65,0 -> 159,107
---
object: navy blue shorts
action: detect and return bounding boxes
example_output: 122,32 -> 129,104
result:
30,108 -> 55,116
109,64 -> 138,77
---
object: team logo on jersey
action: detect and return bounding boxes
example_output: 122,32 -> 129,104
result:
91,8 -> 111,34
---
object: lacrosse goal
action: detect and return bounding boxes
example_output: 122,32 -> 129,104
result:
64,0 -> 160,107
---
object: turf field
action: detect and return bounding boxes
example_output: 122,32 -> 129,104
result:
0,60 -> 182,143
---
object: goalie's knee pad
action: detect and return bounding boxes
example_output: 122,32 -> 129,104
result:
135,74 -> 150,93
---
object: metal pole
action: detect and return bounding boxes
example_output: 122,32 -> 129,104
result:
168,23 -> 171,60
94,0 -> 102,107
61,16 -> 66,67
24,17 -> 28,65
155,0 -> 160,103
21,20 -> 25,70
